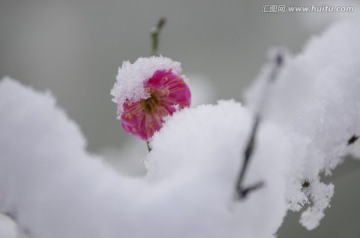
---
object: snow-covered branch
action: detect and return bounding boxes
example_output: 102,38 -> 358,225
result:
246,19 -> 360,230
0,19 -> 360,238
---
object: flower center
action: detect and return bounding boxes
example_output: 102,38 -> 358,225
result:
141,93 -> 160,113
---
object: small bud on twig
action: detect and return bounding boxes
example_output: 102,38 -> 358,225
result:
347,134 -> 358,145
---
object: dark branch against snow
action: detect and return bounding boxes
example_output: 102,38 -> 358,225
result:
235,50 -> 285,200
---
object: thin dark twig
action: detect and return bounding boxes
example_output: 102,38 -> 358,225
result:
145,18 -> 166,153
151,17 -> 166,56
235,115 -> 262,199
146,140 -> 152,152
235,50 -> 284,200
239,181 -> 265,198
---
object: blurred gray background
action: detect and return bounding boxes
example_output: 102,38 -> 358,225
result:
0,0 -> 359,237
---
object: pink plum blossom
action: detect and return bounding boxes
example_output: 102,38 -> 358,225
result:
119,69 -> 191,140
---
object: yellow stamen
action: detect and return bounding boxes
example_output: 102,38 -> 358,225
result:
125,113 -> 132,119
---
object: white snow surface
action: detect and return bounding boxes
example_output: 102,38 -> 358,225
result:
246,19 -> 360,230
0,215 -> 16,238
0,78 -> 290,238
111,56 -> 184,115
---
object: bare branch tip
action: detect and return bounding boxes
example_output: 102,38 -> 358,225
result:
157,17 -> 166,29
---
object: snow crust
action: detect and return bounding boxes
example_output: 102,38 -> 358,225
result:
0,78 -> 289,238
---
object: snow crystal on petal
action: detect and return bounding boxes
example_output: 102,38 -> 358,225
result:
111,56 -> 183,114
